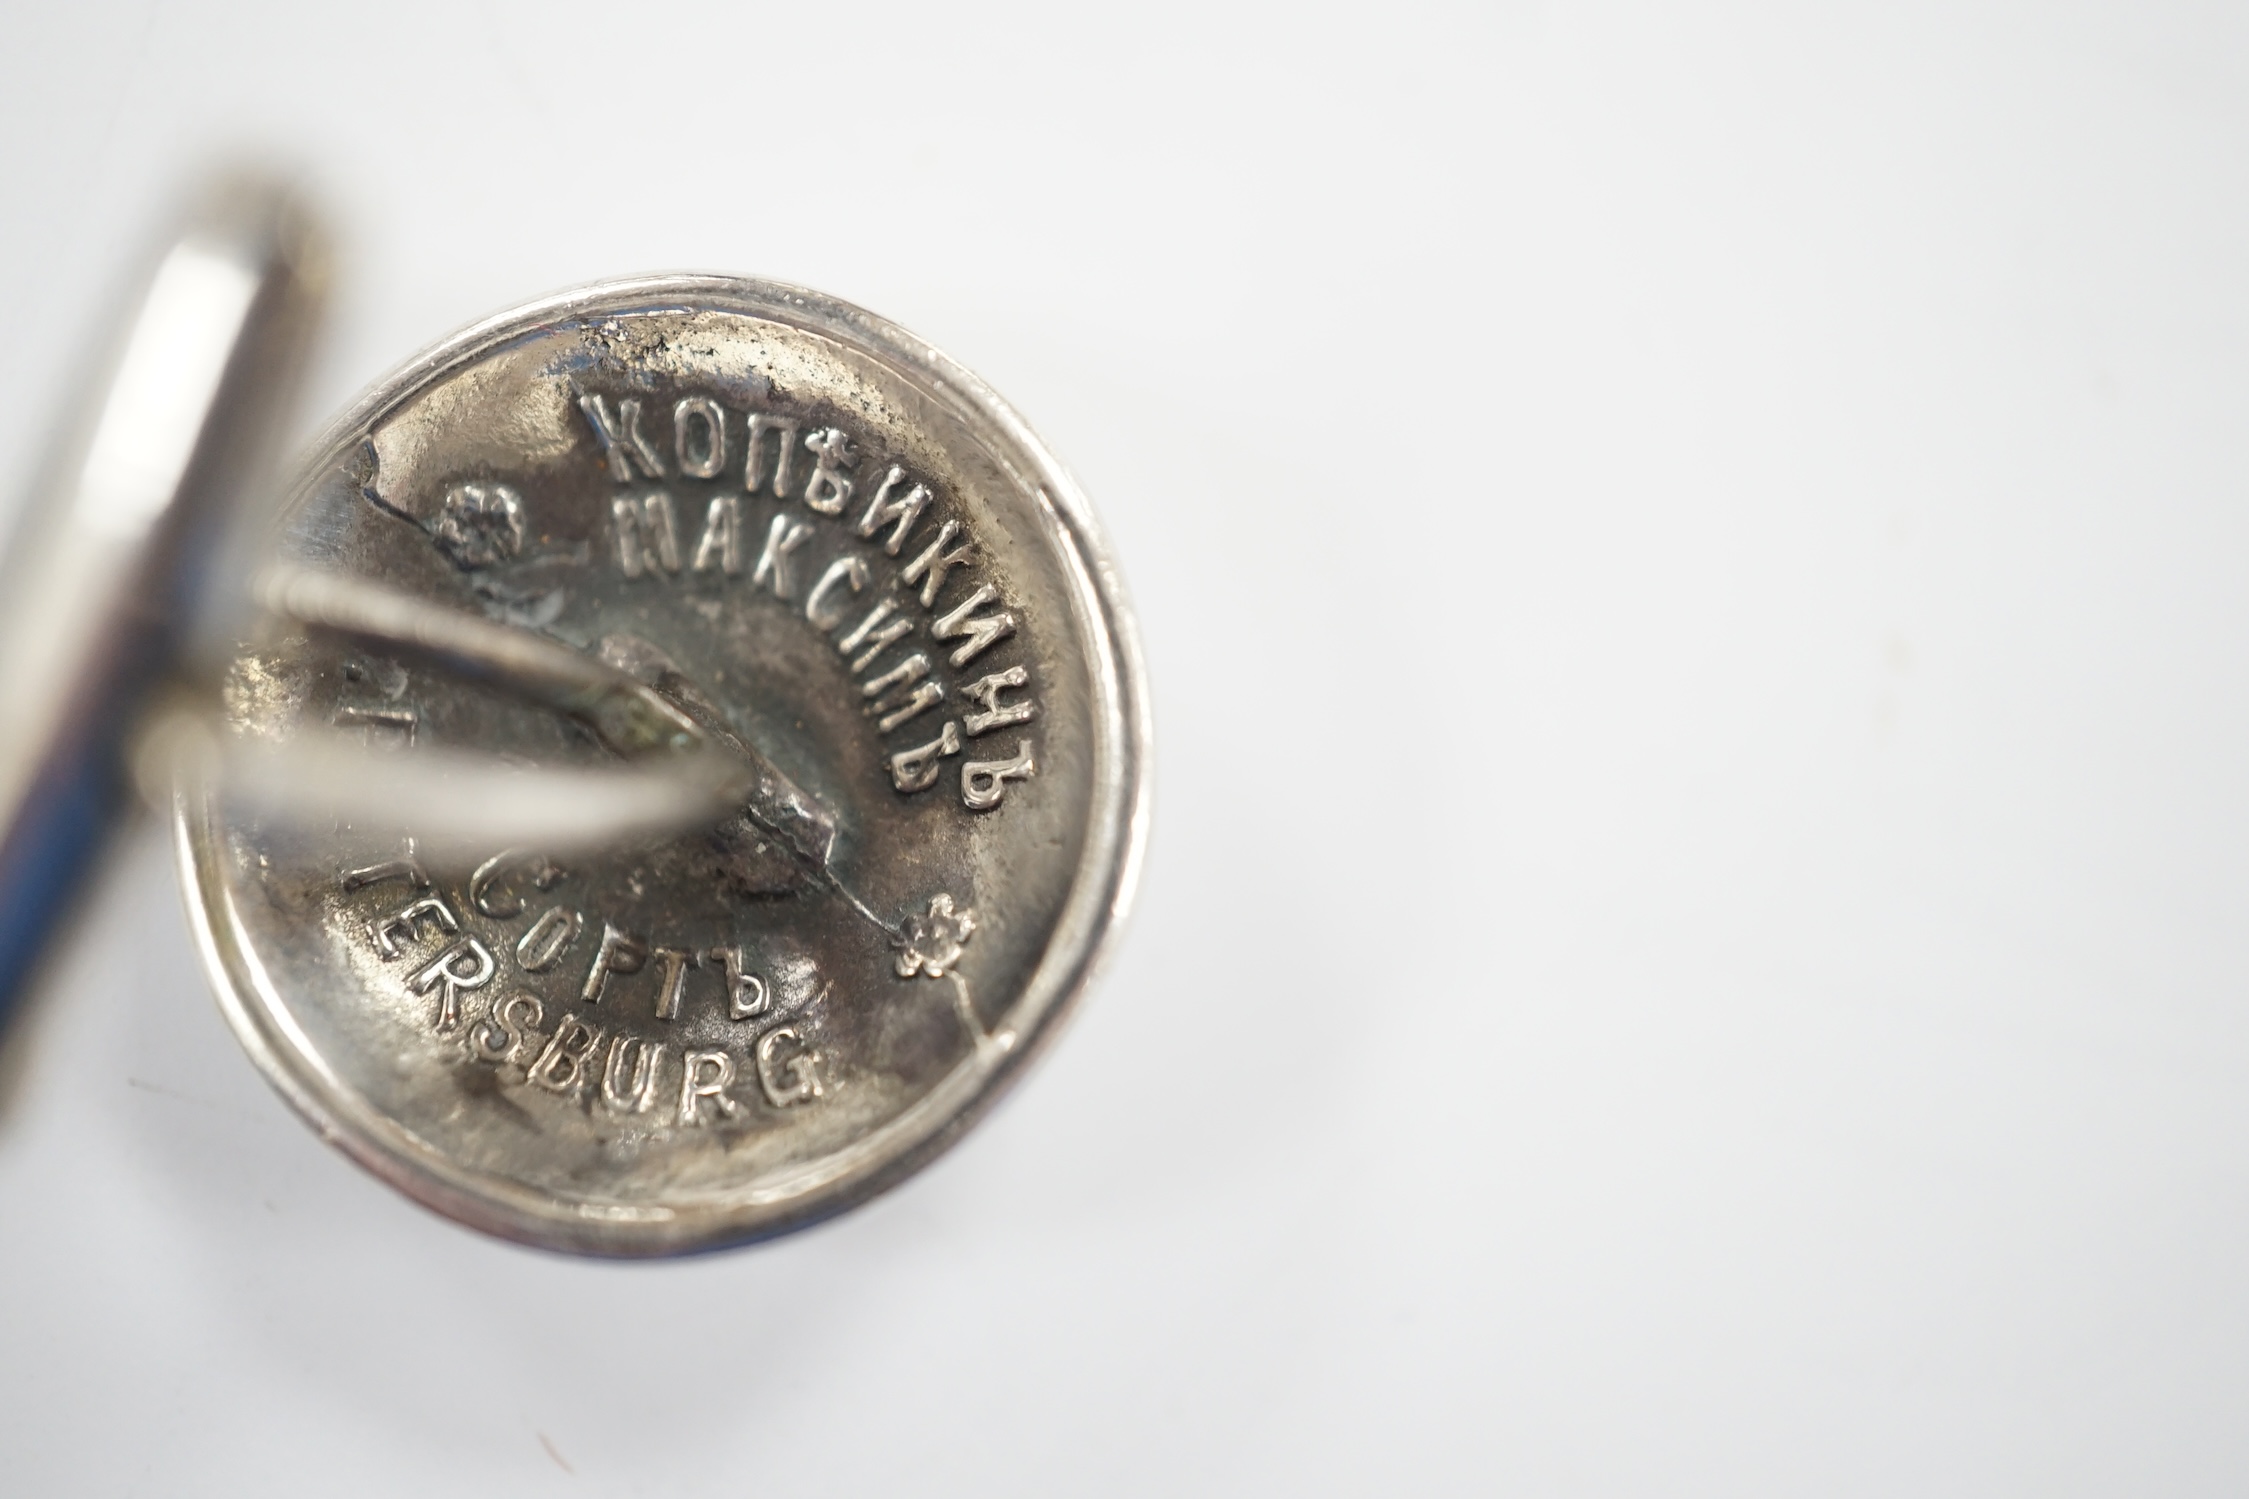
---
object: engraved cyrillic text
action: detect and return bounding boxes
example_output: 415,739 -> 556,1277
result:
577,389 -> 1043,812
581,923 -> 649,1005
672,396 -> 728,480
960,739 -> 1037,811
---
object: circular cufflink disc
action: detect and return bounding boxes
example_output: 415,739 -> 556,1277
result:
180,276 -> 1148,1255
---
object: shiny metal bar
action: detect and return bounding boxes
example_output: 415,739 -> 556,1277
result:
0,176 -> 326,1016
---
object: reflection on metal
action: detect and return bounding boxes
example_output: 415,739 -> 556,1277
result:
0,175 -> 324,1017
0,178 -> 1149,1257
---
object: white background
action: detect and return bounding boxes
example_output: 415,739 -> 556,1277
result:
1,1 -> 2246,1492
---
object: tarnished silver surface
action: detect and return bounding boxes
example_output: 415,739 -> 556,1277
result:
180,277 -> 1149,1255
